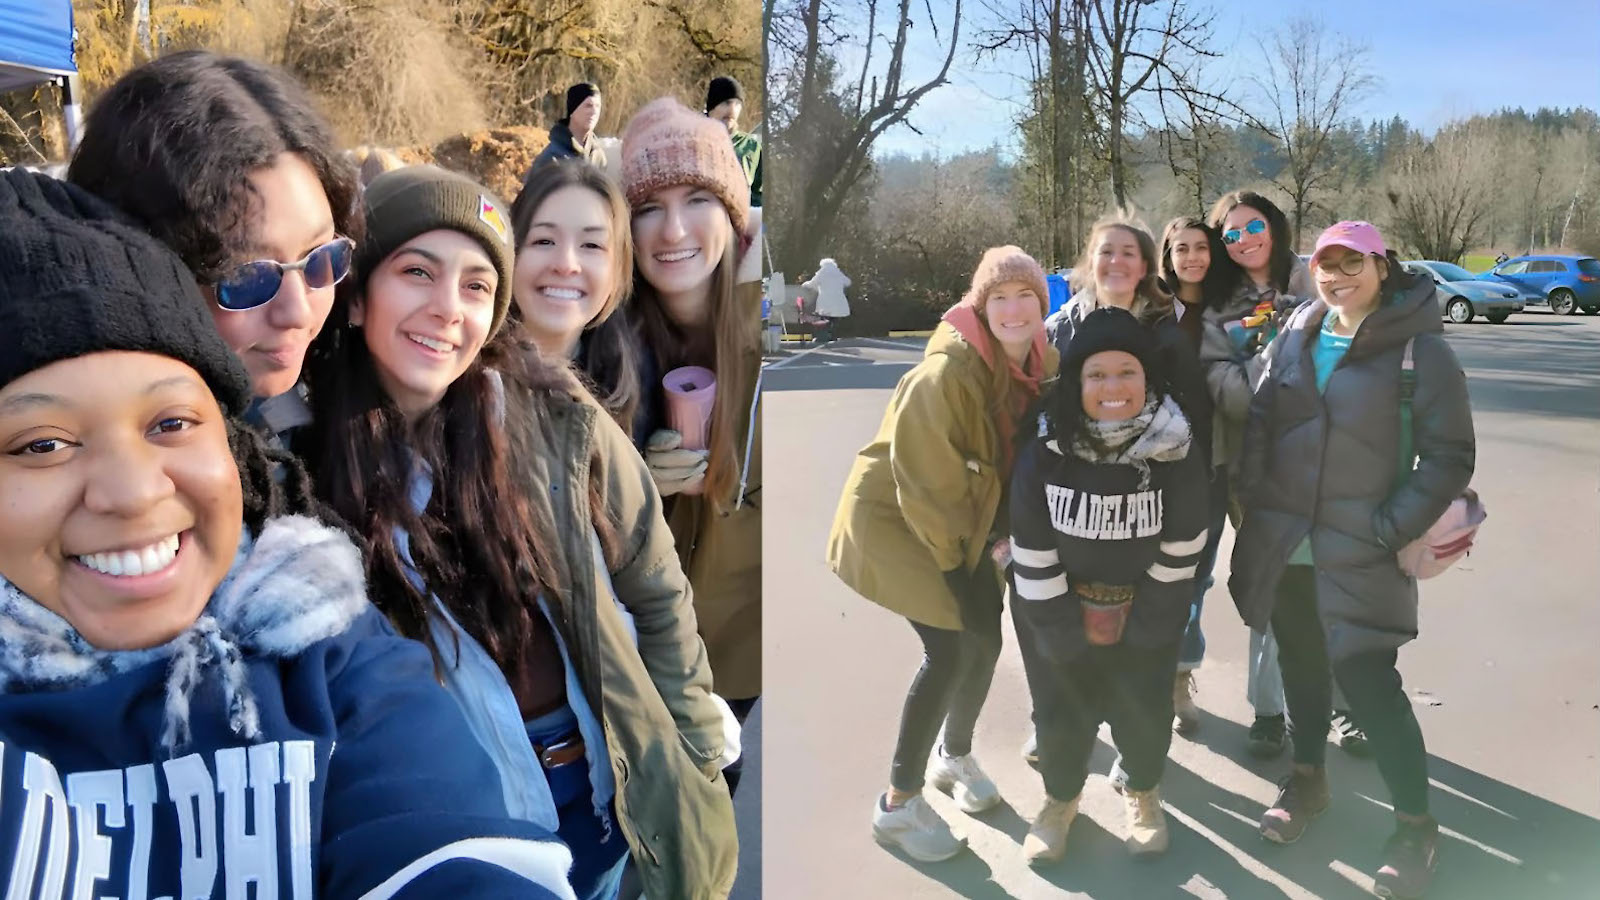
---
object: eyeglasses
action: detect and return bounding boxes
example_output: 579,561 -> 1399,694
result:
1222,219 -> 1267,245
215,236 -> 355,311
1314,253 -> 1369,277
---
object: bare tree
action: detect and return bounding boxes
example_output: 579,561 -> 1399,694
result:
974,0 -> 1079,264
775,0 -> 964,270
1253,16 -> 1375,248
1077,0 -> 1249,210
1383,121 -> 1498,263
1158,64 -> 1231,217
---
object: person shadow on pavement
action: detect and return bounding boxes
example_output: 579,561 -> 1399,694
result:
877,713 -> 1600,898
1165,711 -> 1600,899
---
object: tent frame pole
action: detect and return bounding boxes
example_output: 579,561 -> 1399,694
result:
60,73 -> 83,153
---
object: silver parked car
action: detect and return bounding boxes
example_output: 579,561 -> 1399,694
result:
1402,260 -> 1524,324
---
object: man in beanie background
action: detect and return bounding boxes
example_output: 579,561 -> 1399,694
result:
705,75 -> 762,207
527,81 -> 609,182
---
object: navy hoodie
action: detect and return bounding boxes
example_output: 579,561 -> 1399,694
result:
1009,405 -> 1209,660
0,515 -> 574,899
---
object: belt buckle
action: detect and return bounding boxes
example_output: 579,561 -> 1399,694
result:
537,734 -> 584,769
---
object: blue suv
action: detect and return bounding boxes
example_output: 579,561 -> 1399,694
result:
1477,254 -> 1600,315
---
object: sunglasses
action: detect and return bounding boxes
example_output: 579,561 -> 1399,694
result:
1314,253 -> 1370,277
1222,219 -> 1268,245
215,236 -> 355,311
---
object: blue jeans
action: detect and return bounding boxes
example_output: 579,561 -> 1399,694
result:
527,706 -> 630,900
1179,468 -> 1231,672
1247,627 -> 1287,716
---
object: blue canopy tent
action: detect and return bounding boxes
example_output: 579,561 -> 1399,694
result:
0,0 -> 82,151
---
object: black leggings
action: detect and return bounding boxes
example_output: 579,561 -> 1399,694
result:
888,613 -> 1003,793
1272,565 -> 1430,816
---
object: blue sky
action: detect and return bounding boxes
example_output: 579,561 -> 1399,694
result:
849,0 -> 1600,158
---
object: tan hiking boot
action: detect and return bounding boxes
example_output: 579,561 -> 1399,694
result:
1125,786 -> 1169,856
1022,793 -> 1080,865
1173,671 -> 1200,735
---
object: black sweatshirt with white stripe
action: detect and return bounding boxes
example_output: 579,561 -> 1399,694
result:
1009,427 -> 1210,656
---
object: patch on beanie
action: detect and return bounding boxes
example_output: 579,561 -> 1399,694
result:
479,196 -> 510,245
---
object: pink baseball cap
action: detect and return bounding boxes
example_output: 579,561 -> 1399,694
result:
1311,220 -> 1387,265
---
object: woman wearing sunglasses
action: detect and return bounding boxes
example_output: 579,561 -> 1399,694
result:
1197,190 -> 1318,759
68,51 -> 360,450
297,166 -> 737,900
1230,222 -> 1473,899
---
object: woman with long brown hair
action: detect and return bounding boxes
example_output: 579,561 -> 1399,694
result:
1199,190 -> 1364,760
509,160 -> 644,439
616,98 -> 763,760
1155,215 -> 1235,731
297,166 -> 737,900
1046,215 -> 1209,446
829,247 -> 1056,861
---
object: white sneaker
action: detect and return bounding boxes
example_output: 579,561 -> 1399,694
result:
871,793 -> 967,862
927,747 -> 1003,813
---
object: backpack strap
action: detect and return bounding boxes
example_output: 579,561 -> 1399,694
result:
1397,337 -> 1417,483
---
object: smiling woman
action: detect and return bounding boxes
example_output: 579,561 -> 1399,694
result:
0,167 -> 577,900
509,161 -> 639,436
297,164 -> 739,899
827,246 -> 1057,862
0,355 -> 243,651
615,97 -> 765,755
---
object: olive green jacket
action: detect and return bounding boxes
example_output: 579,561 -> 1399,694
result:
662,281 -> 763,700
529,385 -> 738,899
827,322 -> 1056,630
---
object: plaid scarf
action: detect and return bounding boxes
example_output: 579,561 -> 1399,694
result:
1070,392 -> 1193,489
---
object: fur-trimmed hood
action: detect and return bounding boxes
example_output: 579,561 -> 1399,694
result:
0,514 -> 367,750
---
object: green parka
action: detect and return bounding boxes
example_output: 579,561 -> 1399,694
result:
827,322 -> 1057,630
529,385 -> 739,899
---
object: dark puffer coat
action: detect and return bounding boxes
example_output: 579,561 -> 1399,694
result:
1228,272 -> 1475,661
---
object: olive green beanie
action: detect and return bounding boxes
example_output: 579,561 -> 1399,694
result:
357,165 -> 517,338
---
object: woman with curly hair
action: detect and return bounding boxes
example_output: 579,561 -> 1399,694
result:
68,51 -> 362,451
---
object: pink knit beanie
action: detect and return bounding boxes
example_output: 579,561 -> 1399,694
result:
620,97 -> 750,237
964,246 -> 1049,316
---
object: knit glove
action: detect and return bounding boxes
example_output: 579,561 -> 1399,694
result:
942,562 -> 1003,633
645,429 -> 708,497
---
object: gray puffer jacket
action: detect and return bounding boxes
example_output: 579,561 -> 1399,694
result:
1228,272 -> 1475,661
1197,257 -> 1314,473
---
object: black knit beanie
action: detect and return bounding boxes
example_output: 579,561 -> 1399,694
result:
355,166 -> 516,339
566,82 -> 599,119
0,168 -> 252,414
705,76 -> 744,113
1063,307 -> 1160,387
